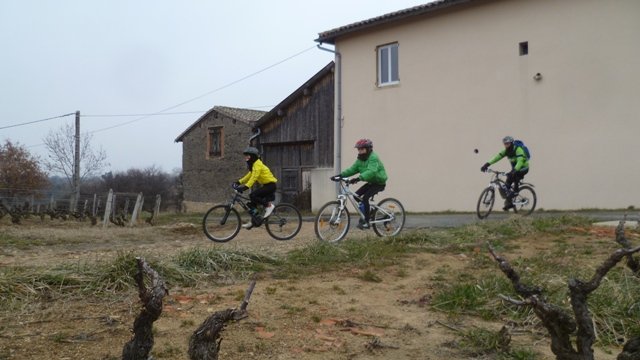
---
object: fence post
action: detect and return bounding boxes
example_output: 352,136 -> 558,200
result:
69,193 -> 77,214
92,193 -> 97,217
123,197 -> 130,219
82,199 -> 88,220
96,199 -> 102,217
153,195 -> 161,220
103,189 -> 113,228
111,193 -> 117,219
130,193 -> 144,227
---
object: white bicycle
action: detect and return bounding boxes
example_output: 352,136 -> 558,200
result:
314,177 -> 406,243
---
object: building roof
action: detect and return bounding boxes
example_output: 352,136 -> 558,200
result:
254,62 -> 335,127
174,106 -> 266,142
315,0 -> 473,44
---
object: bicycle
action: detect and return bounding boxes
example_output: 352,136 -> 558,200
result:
314,177 -> 406,243
202,184 -> 302,242
476,169 -> 537,219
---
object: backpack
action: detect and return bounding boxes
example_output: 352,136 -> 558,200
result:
513,140 -> 531,160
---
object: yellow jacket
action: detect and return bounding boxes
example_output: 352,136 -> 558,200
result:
238,159 -> 277,188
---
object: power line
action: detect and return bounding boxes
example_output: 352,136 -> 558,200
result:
90,45 -> 317,134
83,111 -> 206,118
0,113 -> 75,131
82,105 -> 274,118
14,45 -> 315,146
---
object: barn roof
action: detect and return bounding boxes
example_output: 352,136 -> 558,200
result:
175,106 -> 266,142
254,61 -> 334,127
315,0 -> 473,44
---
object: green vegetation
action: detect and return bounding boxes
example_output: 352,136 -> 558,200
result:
455,326 -> 538,359
1,214 -> 638,355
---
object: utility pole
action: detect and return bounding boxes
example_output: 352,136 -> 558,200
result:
73,110 -> 80,212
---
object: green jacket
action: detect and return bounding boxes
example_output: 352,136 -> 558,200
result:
489,146 -> 529,171
341,151 -> 388,185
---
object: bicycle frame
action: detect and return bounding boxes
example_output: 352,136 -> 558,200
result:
218,190 -> 255,225
486,170 -> 533,199
335,179 -> 395,225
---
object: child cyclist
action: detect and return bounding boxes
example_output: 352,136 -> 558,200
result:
332,138 -> 388,229
233,146 -> 277,229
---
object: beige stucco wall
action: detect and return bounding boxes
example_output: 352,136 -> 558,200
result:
311,167 -> 336,211
335,0 -> 640,211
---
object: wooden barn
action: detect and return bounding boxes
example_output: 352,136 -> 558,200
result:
252,62 -> 335,210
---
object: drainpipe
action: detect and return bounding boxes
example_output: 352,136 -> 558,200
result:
249,128 -> 261,145
317,44 -> 342,195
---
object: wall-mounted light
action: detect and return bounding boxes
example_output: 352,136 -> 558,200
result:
533,73 -> 543,81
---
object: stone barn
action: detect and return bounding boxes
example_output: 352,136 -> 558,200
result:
175,106 -> 266,212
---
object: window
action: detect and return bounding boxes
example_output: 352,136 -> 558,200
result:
208,127 -> 223,158
281,169 -> 298,191
519,41 -> 528,56
377,43 -> 399,86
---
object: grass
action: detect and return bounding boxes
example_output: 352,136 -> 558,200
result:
428,216 -> 640,347
1,214 -> 638,355
456,326 -> 539,359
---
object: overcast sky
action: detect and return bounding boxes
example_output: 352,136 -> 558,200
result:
0,0 -> 430,175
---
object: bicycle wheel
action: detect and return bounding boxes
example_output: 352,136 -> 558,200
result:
314,201 -> 350,243
476,188 -> 495,219
265,203 -> 302,241
372,198 -> 406,237
202,205 -> 241,242
512,186 -> 536,216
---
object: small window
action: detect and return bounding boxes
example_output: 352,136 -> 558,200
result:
281,169 -> 298,191
519,41 -> 528,56
377,43 -> 399,86
208,127 -> 223,158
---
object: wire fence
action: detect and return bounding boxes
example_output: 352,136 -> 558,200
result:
0,188 -> 161,227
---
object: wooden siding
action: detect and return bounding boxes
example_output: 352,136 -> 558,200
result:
256,67 -> 334,210
259,72 -> 334,168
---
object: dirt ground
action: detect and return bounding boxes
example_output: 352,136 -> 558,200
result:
0,219 -> 624,359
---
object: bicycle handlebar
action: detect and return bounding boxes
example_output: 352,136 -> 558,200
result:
483,169 -> 507,176
331,176 -> 359,184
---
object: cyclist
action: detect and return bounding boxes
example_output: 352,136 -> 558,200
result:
332,138 -> 388,229
480,136 -> 529,210
234,146 -> 277,229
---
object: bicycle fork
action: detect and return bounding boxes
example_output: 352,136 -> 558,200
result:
219,204 -> 233,225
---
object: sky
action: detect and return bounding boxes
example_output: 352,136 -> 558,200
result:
0,0 -> 431,175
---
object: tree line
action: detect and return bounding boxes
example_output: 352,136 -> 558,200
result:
0,139 -> 182,212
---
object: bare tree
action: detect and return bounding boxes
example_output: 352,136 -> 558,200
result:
42,122 -> 108,188
489,234 -> 640,360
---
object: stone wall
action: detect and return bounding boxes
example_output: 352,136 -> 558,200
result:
180,111 -> 253,206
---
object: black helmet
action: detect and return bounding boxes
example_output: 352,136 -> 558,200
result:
243,147 -> 260,156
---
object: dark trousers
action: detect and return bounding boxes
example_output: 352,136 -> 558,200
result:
504,168 -> 529,206
248,182 -> 277,208
356,183 -> 386,221
506,168 -> 529,200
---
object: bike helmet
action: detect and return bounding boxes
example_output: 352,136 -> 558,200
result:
502,136 -> 514,144
242,147 -> 260,156
354,138 -> 373,149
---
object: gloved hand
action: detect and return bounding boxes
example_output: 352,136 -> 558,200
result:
330,175 -> 341,181
348,177 -> 360,184
480,163 -> 490,172
236,185 -> 249,193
